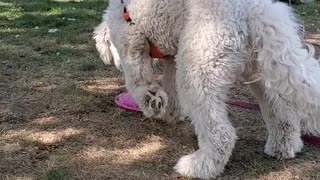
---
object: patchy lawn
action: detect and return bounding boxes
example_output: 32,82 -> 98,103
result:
0,0 -> 320,179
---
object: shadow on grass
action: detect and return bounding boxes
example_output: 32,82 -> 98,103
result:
1,76 -> 320,179
0,0 -> 108,27
0,0 -> 108,60
0,80 -> 195,179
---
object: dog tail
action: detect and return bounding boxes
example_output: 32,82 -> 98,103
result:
250,1 -> 320,135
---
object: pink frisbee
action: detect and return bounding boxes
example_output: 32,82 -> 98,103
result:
115,92 -> 141,112
115,92 -> 260,112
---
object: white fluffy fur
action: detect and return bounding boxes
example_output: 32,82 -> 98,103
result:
93,20 -> 122,71
94,0 -> 320,179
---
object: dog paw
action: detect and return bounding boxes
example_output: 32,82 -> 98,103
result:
264,137 -> 303,159
264,146 -> 295,159
141,85 -> 168,118
174,151 -> 224,179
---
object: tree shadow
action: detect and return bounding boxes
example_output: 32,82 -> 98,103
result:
2,74 -> 320,179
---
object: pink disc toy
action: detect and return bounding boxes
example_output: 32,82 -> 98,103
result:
115,92 -> 141,112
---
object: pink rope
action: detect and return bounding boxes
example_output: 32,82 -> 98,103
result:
115,92 -> 320,146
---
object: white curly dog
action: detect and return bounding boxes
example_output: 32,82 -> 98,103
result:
94,0 -> 320,179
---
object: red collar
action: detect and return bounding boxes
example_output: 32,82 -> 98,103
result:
148,42 -> 168,59
121,0 -> 168,59
121,0 -> 133,24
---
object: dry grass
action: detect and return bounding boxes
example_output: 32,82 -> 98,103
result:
1,0 -> 320,179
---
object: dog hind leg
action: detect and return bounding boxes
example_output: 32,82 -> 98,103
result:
245,76 -> 303,159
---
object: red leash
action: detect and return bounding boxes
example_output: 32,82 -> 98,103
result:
226,100 -> 320,146
302,135 -> 320,146
226,101 -> 260,111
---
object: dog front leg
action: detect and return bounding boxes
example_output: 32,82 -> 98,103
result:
120,34 -> 168,119
160,57 -> 187,123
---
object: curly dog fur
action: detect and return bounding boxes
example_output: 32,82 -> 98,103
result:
94,0 -> 320,178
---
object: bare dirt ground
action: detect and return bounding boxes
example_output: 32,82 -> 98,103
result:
1,1 -> 320,179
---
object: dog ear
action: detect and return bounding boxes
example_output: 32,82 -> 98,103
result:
93,21 -> 114,65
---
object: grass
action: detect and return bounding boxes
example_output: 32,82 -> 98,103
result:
0,0 -> 320,179
40,169 -> 67,180
294,2 -> 320,33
